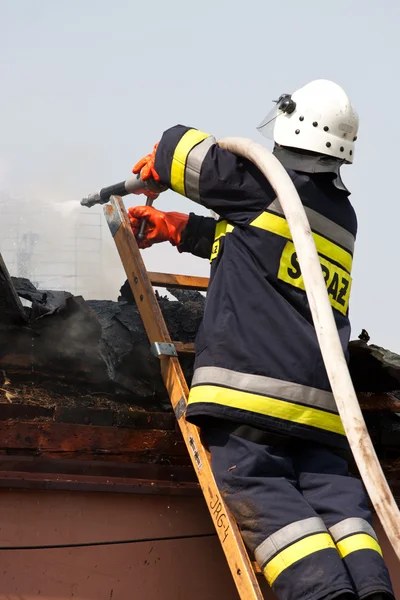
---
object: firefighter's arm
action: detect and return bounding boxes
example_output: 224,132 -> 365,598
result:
128,206 -> 216,258
178,213 -> 216,259
153,125 -> 273,225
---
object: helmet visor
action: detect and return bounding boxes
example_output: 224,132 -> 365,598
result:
257,105 -> 284,140
257,94 -> 295,140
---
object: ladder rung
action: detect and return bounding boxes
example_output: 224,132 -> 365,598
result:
149,272 -> 209,291
252,562 -> 261,574
173,342 -> 195,355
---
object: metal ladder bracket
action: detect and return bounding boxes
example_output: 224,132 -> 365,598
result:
150,342 -> 178,358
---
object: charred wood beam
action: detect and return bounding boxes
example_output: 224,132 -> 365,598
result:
0,471 -> 200,495
0,254 -> 27,324
0,421 -> 187,464
0,455 -> 196,481
0,454 -> 199,495
0,443 -> 396,499
0,401 -> 177,429
0,395 -> 398,436
358,393 -> 400,412
0,414 -> 397,468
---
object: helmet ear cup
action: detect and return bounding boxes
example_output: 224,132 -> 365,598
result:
275,94 -> 297,115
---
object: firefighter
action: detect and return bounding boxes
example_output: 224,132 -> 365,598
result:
128,79 -> 394,600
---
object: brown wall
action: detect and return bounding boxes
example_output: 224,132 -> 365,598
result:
0,489 -> 397,599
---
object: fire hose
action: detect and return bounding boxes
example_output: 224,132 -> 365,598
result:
218,136 -> 400,561
82,137 -> 400,560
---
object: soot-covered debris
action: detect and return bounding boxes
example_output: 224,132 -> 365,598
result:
0,269 -> 399,422
0,255 -> 27,324
0,275 -> 204,408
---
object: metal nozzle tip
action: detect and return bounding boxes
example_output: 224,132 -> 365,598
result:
80,193 -> 102,208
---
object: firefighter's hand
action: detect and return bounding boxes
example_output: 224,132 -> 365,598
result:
128,206 -> 189,249
132,143 -> 161,182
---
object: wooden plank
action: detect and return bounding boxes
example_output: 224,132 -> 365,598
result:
149,271 -> 209,291
172,341 -> 195,355
0,537 -> 267,600
0,454 -> 195,478
358,392 -> 400,412
0,403 -> 53,421
0,490 -> 214,546
0,455 -> 199,494
0,455 -> 197,482
1,516 -> 399,600
104,197 -> 264,600
0,421 -> 186,458
28,452 -> 191,466
0,401 -> 177,430
54,406 -> 114,426
0,471 -> 199,495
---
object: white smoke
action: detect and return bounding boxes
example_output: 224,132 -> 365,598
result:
0,189 -> 125,301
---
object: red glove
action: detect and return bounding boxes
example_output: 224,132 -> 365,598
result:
128,205 -> 189,249
132,142 -> 161,182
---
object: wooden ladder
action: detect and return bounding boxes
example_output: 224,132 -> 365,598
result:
104,196 -> 264,599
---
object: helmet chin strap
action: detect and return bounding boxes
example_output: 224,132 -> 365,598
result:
272,145 -> 349,193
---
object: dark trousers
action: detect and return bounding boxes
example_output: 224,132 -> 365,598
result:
203,426 -> 394,600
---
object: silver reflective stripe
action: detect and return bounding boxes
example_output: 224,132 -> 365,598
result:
184,136 -> 216,202
192,366 -> 338,414
268,199 -> 355,255
329,518 -> 378,543
255,517 -> 327,568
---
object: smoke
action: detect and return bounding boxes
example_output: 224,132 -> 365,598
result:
0,159 -> 9,189
52,199 -> 81,219
0,189 -> 125,301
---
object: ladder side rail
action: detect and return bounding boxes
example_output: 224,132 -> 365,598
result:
104,196 -> 264,600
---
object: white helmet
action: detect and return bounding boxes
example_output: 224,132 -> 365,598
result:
257,80 -> 359,163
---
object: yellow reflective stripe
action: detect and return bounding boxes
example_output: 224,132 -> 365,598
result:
336,534 -> 383,559
189,385 -> 345,436
251,211 -> 352,273
210,239 -> 220,261
263,533 -> 335,586
215,220 -> 234,241
170,129 -> 210,196
255,518 -> 328,568
210,220 -> 235,262
192,366 -> 338,414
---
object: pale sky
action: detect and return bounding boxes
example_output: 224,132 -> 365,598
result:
1,0 -> 399,350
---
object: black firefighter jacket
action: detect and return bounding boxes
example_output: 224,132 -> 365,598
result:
154,125 -> 357,450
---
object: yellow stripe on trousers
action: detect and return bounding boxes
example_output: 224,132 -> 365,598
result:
336,534 -> 383,559
170,129 -> 210,196
251,211 -> 353,273
188,385 -> 345,436
263,532 -> 336,586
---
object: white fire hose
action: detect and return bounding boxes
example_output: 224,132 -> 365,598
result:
217,137 -> 400,560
